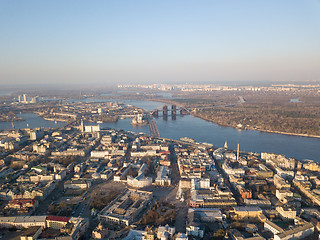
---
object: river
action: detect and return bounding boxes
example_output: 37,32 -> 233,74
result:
0,113 -> 65,130
99,99 -> 320,161
0,91 -> 13,96
1,98 -> 319,161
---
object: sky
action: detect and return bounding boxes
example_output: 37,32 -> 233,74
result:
0,0 -> 320,86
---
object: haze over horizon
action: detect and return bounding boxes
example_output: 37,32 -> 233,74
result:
1,0 -> 320,86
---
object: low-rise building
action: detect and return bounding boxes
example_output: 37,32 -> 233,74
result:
231,207 -> 263,220
262,153 -> 295,170
64,179 -> 91,190
155,166 -> 171,186
157,225 -> 175,240
14,216 -> 47,229
46,216 -> 70,229
244,199 -> 271,207
274,222 -> 314,240
274,174 -> 291,190
186,222 -> 204,238
127,175 -> 152,188
20,226 -> 43,240
98,189 -> 153,226
264,220 -> 284,235
276,189 -> 293,203
175,233 -> 188,240
0,215 -> 88,239
276,206 -> 296,219
188,208 -> 223,222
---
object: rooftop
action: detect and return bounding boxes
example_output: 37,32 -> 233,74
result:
46,215 -> 70,222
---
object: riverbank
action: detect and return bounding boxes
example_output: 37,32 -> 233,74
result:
144,98 -> 320,140
0,112 -> 67,131
0,113 -> 25,122
43,117 -> 69,122
0,118 -> 24,122
192,113 -> 320,140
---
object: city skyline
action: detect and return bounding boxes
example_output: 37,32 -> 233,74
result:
0,0 -> 320,85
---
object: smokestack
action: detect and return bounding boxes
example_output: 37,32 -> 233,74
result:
237,143 -> 239,161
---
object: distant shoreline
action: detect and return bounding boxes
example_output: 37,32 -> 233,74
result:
43,117 -> 69,122
99,97 -> 320,140
193,114 -> 320,140
146,98 -> 320,140
0,118 -> 25,122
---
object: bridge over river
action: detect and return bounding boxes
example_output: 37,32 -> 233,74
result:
151,104 -> 189,117
146,105 -> 191,138
147,115 -> 160,138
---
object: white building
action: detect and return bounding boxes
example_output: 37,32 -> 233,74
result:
276,206 -> 296,219
276,189 -> 293,203
262,152 -> 295,170
191,178 -> 210,190
186,223 -> 204,238
91,151 -> 110,159
127,175 -> 152,188
155,166 -> 171,186
222,163 -> 245,177
157,225 -> 175,240
29,129 -> 44,140
275,167 -> 295,180
84,125 -> 100,133
274,174 -> 291,190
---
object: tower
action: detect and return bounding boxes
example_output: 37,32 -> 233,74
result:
80,119 -> 84,132
224,140 -> 228,149
237,144 -> 240,161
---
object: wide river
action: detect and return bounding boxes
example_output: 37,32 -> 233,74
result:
0,98 -> 319,161
0,113 -> 65,130
100,99 -> 320,161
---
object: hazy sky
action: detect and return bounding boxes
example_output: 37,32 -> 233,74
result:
0,0 -> 320,85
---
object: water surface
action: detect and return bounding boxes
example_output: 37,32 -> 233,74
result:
1,98 -> 319,161
102,99 -> 320,161
0,113 -> 65,130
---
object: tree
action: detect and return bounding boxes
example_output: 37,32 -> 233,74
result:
214,229 -> 225,239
